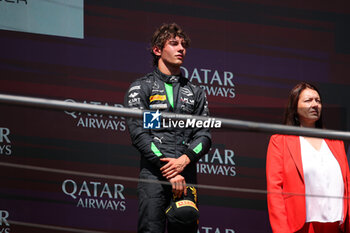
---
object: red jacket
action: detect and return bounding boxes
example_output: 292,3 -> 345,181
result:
266,134 -> 350,233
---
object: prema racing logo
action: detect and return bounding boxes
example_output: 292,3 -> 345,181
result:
143,110 -> 221,129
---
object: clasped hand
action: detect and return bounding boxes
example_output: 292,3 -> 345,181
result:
160,154 -> 190,179
160,154 -> 190,198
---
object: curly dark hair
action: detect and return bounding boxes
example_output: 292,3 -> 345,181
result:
150,23 -> 191,66
283,82 -> 323,128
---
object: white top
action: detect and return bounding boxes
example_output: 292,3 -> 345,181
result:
300,136 -> 344,223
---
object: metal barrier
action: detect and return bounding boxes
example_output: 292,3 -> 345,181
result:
1,93 -> 350,140
1,93 -> 349,232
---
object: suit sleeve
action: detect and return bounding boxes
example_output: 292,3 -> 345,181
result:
338,140 -> 350,233
184,88 -> 212,163
266,135 -> 292,233
124,80 -> 164,168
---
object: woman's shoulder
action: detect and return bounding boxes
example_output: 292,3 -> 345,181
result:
325,138 -> 345,148
270,134 -> 290,139
269,134 -> 299,143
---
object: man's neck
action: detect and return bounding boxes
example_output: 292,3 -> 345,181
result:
158,61 -> 181,76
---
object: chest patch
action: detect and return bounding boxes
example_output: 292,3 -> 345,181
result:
150,95 -> 166,102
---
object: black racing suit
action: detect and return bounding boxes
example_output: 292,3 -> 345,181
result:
125,68 -> 211,233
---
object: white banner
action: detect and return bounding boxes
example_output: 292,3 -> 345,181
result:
0,0 -> 84,39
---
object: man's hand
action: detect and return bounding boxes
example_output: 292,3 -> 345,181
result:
160,154 -> 190,179
169,174 -> 187,198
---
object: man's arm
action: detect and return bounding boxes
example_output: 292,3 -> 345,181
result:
183,88 -> 212,162
124,79 -> 164,168
160,88 -> 212,179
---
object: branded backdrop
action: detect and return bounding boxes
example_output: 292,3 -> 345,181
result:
1,1 -> 350,232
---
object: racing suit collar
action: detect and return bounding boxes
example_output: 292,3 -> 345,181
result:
155,68 -> 181,84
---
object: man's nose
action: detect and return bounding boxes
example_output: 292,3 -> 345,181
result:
178,43 -> 184,51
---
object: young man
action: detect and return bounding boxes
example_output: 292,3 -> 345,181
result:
125,23 -> 211,233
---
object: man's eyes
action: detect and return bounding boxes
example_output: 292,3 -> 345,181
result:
168,41 -> 187,47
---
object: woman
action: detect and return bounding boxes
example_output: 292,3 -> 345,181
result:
266,82 -> 350,233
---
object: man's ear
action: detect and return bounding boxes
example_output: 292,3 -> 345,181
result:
152,46 -> 162,56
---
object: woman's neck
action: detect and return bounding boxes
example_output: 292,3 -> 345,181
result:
300,121 -> 316,128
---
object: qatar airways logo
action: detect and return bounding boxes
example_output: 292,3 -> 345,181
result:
181,67 -> 235,99
197,146 -> 236,177
64,99 -> 126,132
62,180 -> 126,211
198,226 -> 235,233
0,210 -> 10,233
0,128 -> 12,156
